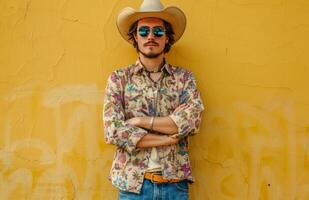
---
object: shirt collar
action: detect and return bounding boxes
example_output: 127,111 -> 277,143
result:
132,58 -> 173,76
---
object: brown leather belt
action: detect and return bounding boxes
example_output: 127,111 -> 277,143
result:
144,172 -> 180,183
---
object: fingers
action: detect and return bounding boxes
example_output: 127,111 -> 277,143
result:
174,103 -> 189,113
126,118 -> 134,125
126,117 -> 139,126
168,134 -> 180,145
170,134 -> 179,139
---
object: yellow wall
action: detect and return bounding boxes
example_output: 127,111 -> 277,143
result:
1,0 -> 308,199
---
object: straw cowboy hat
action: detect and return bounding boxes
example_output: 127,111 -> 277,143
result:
117,0 -> 187,44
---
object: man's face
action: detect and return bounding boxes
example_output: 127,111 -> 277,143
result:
134,18 -> 168,58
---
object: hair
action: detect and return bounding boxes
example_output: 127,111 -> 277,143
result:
127,19 -> 175,53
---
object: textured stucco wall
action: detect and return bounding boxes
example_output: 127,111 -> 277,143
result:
1,0 -> 309,199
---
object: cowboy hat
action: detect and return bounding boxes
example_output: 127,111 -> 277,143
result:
116,0 -> 186,44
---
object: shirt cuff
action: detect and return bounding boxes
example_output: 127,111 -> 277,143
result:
126,127 -> 148,153
169,113 -> 192,138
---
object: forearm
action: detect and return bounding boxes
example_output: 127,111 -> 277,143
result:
136,133 -> 178,148
135,116 -> 178,135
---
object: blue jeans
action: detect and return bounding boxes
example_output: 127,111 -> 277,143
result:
118,179 -> 189,200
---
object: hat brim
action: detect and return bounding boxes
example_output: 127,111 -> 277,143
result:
117,6 -> 186,44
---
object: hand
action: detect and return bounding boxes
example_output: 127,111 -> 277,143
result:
174,104 -> 189,113
164,134 -> 180,146
126,117 -> 141,127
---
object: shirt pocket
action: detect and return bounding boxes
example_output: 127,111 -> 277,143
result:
159,88 -> 179,115
124,85 -> 145,115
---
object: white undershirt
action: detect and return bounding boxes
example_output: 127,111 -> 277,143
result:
146,70 -> 164,172
146,147 -> 162,172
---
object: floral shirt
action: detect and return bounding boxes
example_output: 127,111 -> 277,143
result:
103,59 -> 204,194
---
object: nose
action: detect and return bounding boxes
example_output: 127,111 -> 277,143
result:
146,31 -> 155,40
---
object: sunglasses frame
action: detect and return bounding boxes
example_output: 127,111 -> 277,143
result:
137,26 -> 166,38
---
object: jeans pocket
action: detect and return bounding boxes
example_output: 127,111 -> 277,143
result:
118,190 -> 136,200
119,189 -> 127,194
173,180 -> 189,192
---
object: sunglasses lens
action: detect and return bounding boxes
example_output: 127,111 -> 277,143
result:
138,27 -> 150,37
138,26 -> 165,37
153,27 -> 165,37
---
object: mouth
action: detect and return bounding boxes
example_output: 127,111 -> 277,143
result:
144,42 -> 158,47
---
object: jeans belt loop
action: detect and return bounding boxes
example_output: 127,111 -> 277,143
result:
151,173 -> 155,183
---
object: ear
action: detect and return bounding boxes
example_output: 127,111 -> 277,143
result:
134,32 -> 138,41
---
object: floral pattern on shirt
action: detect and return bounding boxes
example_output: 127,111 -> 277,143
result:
103,60 -> 204,193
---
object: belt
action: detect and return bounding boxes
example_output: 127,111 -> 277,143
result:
144,172 -> 180,183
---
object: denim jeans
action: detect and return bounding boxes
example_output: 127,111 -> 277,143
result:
118,179 -> 189,200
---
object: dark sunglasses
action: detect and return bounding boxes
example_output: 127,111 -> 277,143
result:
137,26 -> 165,37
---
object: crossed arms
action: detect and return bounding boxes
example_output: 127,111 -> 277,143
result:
103,70 -> 204,154
126,104 -> 189,148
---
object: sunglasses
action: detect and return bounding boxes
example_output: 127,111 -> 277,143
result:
137,26 -> 165,37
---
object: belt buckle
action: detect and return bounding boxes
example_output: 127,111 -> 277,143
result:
150,173 -> 156,183
150,173 -> 164,184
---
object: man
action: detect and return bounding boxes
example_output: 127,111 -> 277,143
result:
103,0 -> 204,199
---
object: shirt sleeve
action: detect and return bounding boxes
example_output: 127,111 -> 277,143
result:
169,71 -> 205,138
103,71 -> 148,154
